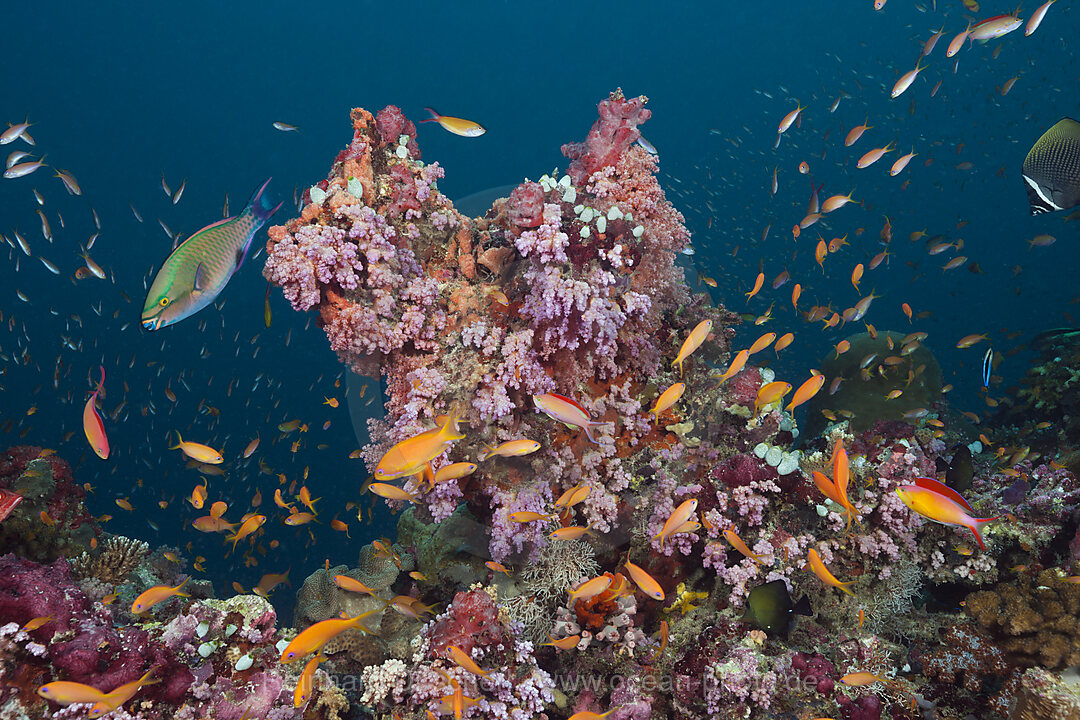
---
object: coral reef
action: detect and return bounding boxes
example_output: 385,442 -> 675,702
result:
0,446 -> 98,562
68,534 -> 149,584
964,568 -> 1080,669
5,93 -> 1079,720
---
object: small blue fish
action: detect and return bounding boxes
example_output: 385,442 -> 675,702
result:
142,179 -> 281,331
982,347 -> 993,388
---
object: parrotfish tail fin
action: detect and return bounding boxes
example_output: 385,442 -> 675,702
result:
235,178 -> 284,271
247,177 -> 284,225
419,107 -> 440,123
969,516 -> 1001,550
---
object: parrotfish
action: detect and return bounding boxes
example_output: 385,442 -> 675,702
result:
142,178 -> 281,330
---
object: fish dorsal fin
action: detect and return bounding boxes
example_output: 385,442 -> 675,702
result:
193,263 -> 206,293
913,476 -> 974,514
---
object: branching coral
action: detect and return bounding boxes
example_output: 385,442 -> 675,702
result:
68,535 -> 149,584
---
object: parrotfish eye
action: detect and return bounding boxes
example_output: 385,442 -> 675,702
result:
160,297 -> 170,306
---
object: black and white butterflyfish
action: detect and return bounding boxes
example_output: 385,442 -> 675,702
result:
1022,117 -> 1080,215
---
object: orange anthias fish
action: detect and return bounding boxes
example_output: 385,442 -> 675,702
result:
895,479 -> 999,549
714,349 -> 749,384
672,319 -> 712,376
447,645 -> 490,676
480,439 -> 541,461
653,498 -> 698,550
723,526 -> 769,564
755,381 -> 792,415
86,669 -> 159,718
786,374 -> 825,411
82,366 -> 109,460
131,578 -> 189,613
170,432 -> 223,464
432,461 -> 477,485
624,561 -> 665,600
648,382 -> 685,421
293,652 -> 324,707
280,610 -> 378,662
38,680 -> 110,706
567,574 -> 615,604
226,514 -> 266,552
807,547 -> 856,596
438,674 -> 481,720
374,414 -> 464,481
334,575 -> 378,595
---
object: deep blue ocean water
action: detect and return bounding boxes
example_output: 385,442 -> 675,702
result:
1,1 -> 1077,619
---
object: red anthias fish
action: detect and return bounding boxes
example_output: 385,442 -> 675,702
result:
0,489 -> 23,522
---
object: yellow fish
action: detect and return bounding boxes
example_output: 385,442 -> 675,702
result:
672,319 -> 712,376
368,482 -> 420,503
623,561 -> 665,601
754,381 -> 792,415
807,548 -> 856,596
280,610 -> 378,663
170,432 -> 223,464
374,414 -> 464,481
648,382 -> 685,421
419,107 -> 486,137
131,579 -> 189,613
480,439 -> 540,461
447,645 -> 489,676
294,653 -> 324,707
226,514 -> 266,552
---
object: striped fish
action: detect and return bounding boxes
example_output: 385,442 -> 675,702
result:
1022,118 -> 1080,215
142,178 -> 281,331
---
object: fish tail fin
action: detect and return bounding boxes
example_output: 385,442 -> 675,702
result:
440,411 -> 465,442
170,431 -> 183,450
583,420 -> 608,444
969,516 -> 1000,550
419,107 -> 440,123
246,178 -> 283,225
839,581 -> 857,596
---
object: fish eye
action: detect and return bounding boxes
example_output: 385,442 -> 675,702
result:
160,298 -> 170,306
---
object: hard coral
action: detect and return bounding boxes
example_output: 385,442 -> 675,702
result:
68,534 -> 149,584
964,568 -> 1080,669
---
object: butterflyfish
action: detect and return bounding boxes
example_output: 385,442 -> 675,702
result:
1022,118 -> 1080,215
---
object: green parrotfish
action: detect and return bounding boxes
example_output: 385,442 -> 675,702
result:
141,178 -> 281,331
